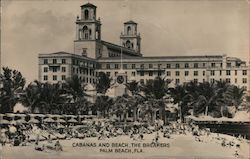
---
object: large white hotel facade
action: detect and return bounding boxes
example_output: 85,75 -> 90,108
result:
38,3 -> 250,96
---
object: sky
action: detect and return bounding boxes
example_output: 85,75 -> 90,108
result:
1,0 -> 250,83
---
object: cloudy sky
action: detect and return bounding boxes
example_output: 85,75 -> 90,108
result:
1,0 -> 250,83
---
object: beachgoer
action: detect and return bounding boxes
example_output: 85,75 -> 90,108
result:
55,140 -> 63,151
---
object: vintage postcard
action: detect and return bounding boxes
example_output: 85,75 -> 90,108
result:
0,0 -> 249,159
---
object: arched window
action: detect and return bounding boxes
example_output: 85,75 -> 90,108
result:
131,43 -> 134,49
83,26 -> 89,39
126,40 -> 131,48
84,10 -> 89,20
127,26 -> 131,35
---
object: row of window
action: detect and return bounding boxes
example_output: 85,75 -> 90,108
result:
44,75 -> 66,81
104,70 -> 248,78
44,59 -> 66,64
138,78 -> 248,85
44,67 -> 66,73
210,70 -> 247,76
72,67 -> 95,76
43,58 -> 96,68
43,75 -> 96,84
102,62 -> 238,69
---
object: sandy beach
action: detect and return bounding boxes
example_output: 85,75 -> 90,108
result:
0,132 -> 249,159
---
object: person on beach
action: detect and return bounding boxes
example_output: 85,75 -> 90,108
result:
55,140 -> 63,151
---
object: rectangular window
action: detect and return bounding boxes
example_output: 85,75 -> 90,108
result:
194,71 -> 198,76
176,63 -> 180,69
123,64 -> 127,69
44,67 -> 48,72
210,78 -> 215,83
203,63 -> 206,67
211,63 -> 215,68
106,64 -> 110,69
149,72 -> 153,76
44,59 -> 48,64
185,63 -> 189,68
53,59 -> 57,64
140,64 -> 144,69
184,71 -> 189,76
194,63 -> 198,68
167,64 -> 171,68
158,71 -> 162,76
235,78 -> 237,84
158,64 -> 161,69
166,71 -> 171,76
53,75 -> 57,81
235,70 -> 237,76
226,63 -> 231,67
226,70 -> 231,76
44,75 -> 48,81
242,78 -> 247,83
52,67 -> 57,72
203,71 -> 206,76
210,70 -> 215,76
149,64 -> 153,69
132,64 -> 135,69
226,78 -> 231,83
62,75 -> 66,80
176,79 -> 180,84
243,70 -> 247,75
140,72 -> 144,76
220,70 -> 222,76
175,71 -> 180,76
115,64 -> 119,69
194,79 -> 198,83
115,72 -> 118,76
61,67 -> 66,72
62,59 -> 66,64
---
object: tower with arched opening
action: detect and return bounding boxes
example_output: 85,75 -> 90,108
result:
74,3 -> 102,58
120,20 -> 141,54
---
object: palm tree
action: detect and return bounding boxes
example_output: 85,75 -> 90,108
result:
39,82 -> 67,114
95,72 -> 112,117
95,95 -> 113,118
125,81 -> 145,121
194,82 -> 221,116
140,76 -> 171,123
231,85 -> 245,109
96,72 -> 112,95
64,75 -> 89,114
20,80 -> 42,113
0,67 -> 26,113
169,84 -> 193,122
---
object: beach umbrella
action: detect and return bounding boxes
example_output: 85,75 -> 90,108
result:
36,114 -> 46,118
16,119 -> 27,124
43,118 -> 56,123
57,118 -> 66,123
68,118 -> 78,123
0,119 -> 9,124
28,118 -> 40,124
15,114 -> 27,118
5,113 -> 16,117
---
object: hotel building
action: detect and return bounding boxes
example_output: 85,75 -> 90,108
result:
38,3 -> 250,96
